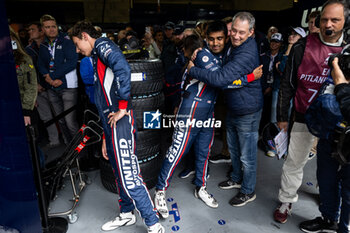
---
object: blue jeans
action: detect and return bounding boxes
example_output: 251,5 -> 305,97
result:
227,109 -> 262,194
270,89 -> 278,123
317,138 -> 350,233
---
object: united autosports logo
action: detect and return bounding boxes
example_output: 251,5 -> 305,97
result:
143,110 -> 162,129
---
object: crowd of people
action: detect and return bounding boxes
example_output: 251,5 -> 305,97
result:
9,0 -> 350,232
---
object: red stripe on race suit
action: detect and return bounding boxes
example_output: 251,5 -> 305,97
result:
202,117 -> 215,185
97,58 -> 110,106
198,84 -> 207,97
166,101 -> 198,188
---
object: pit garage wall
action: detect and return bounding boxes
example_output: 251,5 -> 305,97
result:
83,0 -> 130,23
0,0 -> 42,232
5,0 -> 325,24
133,0 -> 293,11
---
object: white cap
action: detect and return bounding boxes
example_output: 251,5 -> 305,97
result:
292,27 -> 306,38
270,33 -> 283,42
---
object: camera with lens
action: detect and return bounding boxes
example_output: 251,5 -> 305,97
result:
331,122 -> 350,165
328,45 -> 350,81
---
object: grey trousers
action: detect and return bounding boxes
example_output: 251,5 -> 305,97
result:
47,88 -> 79,143
36,90 -> 60,144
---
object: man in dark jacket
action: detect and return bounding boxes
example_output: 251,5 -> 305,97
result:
273,1 -> 349,229
26,21 -> 60,147
160,21 -> 177,73
188,12 -> 263,207
70,20 -> 164,233
38,14 -> 79,144
162,25 -> 186,115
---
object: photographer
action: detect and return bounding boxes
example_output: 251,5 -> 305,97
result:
300,53 -> 350,232
332,56 -> 350,122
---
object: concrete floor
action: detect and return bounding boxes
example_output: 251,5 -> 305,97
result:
47,136 -> 320,233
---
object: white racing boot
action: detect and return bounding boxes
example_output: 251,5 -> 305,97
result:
195,186 -> 219,208
154,190 -> 169,218
147,222 -> 165,233
101,211 -> 136,231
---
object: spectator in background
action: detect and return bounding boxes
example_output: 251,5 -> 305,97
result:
124,30 -> 139,49
259,32 -> 284,157
9,27 -> 37,126
181,28 -> 198,38
162,22 -> 184,114
277,27 -> 306,74
94,26 -> 102,33
160,21 -> 177,73
145,24 -> 154,35
18,27 -> 29,47
154,29 -> 164,53
260,26 -> 278,55
273,0 -> 348,225
107,32 -> 116,43
173,25 -> 185,47
143,28 -> 161,59
117,29 -> 127,46
195,21 -> 203,37
25,22 -> 60,147
125,25 -> 133,32
267,26 -> 278,41
221,17 -> 233,37
38,14 -> 79,144
308,11 -> 321,34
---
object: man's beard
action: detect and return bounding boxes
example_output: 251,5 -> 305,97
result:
175,38 -> 183,47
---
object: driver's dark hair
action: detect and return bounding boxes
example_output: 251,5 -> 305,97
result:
69,20 -> 102,39
206,20 -> 228,38
183,34 -> 203,56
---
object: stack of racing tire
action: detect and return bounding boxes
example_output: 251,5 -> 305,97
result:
100,59 -> 165,193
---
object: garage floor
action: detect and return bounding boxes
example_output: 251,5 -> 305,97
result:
47,133 -> 320,233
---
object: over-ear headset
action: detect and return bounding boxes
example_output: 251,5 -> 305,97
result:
314,0 -> 350,31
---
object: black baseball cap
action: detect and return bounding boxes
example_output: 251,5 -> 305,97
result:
164,21 -> 175,30
173,25 -> 184,35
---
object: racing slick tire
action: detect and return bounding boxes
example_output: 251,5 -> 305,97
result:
129,59 -> 164,96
